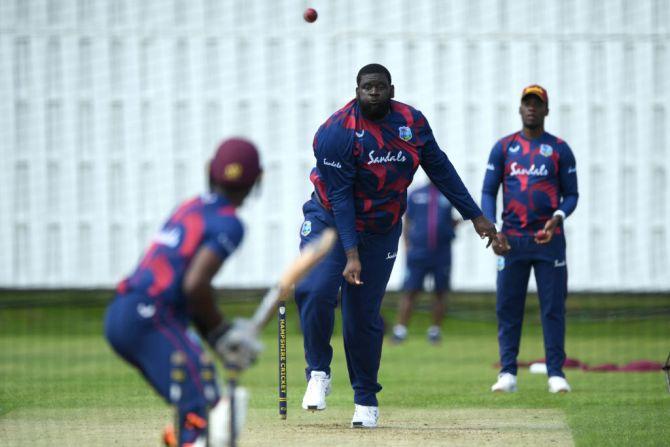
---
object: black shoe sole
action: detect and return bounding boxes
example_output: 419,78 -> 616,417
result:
351,422 -> 377,428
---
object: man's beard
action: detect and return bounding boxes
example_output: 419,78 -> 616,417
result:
523,120 -> 542,130
359,100 -> 390,120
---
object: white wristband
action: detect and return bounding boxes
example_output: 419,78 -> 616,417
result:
553,210 -> 566,221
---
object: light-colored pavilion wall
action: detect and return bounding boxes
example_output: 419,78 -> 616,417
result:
0,0 -> 668,291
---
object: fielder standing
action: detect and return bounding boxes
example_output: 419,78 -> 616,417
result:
482,85 -> 579,393
105,139 -> 263,446
296,63 -> 497,427
391,181 -> 459,345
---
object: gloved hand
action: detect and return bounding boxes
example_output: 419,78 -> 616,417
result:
208,319 -> 263,371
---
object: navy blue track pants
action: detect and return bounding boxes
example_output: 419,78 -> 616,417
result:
496,234 -> 568,378
295,198 -> 400,406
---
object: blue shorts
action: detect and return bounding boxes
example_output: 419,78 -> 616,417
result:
402,260 -> 451,292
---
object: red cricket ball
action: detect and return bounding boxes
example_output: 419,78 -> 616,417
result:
303,8 -> 318,23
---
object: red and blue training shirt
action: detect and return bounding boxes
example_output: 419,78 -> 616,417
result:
405,183 -> 456,262
310,99 -> 482,251
481,131 -> 579,237
117,193 -> 243,304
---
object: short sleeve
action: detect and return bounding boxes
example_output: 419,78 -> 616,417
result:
203,216 -> 245,261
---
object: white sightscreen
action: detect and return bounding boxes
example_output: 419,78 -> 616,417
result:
0,0 -> 668,291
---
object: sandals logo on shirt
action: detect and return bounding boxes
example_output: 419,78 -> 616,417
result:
509,162 -> 548,177
367,150 -> 407,165
322,158 -> 342,169
398,126 -> 412,141
301,220 -> 312,237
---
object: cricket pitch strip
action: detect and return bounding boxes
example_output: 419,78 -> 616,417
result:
243,408 -> 574,447
0,407 -> 573,446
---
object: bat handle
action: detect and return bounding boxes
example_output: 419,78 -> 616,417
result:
278,302 -> 287,419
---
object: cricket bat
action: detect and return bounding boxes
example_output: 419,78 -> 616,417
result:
227,228 -> 337,446
250,228 -> 337,331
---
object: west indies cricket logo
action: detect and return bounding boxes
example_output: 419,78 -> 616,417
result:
398,126 -> 412,141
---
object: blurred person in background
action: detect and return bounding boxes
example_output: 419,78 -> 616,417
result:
481,85 -> 579,394
104,138 -> 263,446
391,181 -> 459,345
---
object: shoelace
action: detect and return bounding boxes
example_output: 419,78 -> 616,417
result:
308,377 -> 328,393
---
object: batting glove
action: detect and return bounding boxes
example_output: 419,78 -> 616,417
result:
208,318 -> 263,371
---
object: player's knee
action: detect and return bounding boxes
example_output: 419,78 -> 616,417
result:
296,288 -> 339,313
404,293 -> 417,302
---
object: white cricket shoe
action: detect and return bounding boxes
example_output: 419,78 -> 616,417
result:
351,404 -> 378,428
427,325 -> 442,345
491,372 -> 517,392
301,371 -> 331,411
548,376 -> 571,393
391,324 -> 408,344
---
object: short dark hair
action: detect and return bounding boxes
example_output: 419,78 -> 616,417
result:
356,63 -> 392,85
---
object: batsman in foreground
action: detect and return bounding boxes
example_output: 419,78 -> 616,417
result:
104,138 -> 263,446
295,63 -> 498,427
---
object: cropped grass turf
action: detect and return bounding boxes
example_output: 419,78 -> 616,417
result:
0,291 -> 668,446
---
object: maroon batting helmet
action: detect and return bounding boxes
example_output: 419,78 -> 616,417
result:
209,138 -> 262,189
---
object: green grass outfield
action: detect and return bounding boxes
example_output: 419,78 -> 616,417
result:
0,291 -> 668,446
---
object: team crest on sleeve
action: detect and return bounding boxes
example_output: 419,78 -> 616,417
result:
539,144 -> 553,157
301,220 -> 312,237
398,126 -> 412,141
497,257 -> 505,271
